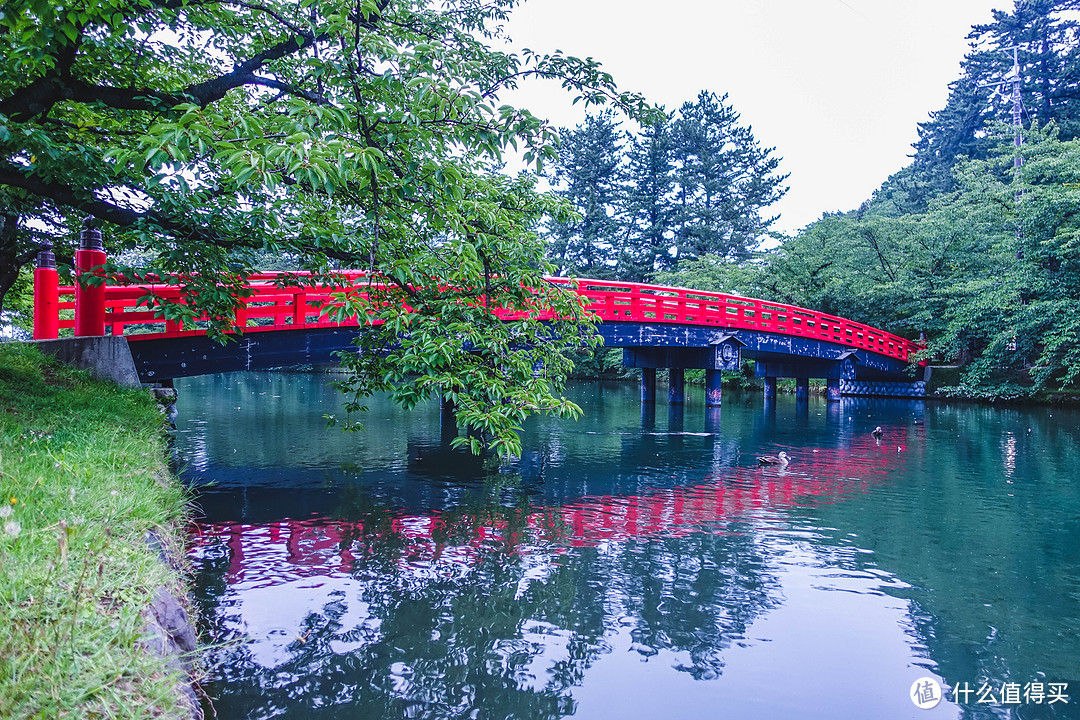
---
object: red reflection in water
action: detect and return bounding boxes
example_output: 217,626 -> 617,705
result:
191,436 -> 905,585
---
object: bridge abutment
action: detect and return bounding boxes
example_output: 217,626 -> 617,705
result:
31,336 -> 141,388
839,380 -> 927,398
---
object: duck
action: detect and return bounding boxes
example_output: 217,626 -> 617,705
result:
757,451 -> 789,466
872,426 -> 883,439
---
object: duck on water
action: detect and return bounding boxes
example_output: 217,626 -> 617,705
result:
757,451 -> 789,466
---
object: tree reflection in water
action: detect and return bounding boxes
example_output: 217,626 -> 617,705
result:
192,477 -> 781,719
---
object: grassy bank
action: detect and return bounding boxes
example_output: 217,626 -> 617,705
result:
0,343 -> 193,719
925,365 -> 1080,404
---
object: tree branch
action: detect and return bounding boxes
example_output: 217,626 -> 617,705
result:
0,30 -> 330,120
0,162 -> 142,226
246,75 -> 329,104
0,161 -> 380,266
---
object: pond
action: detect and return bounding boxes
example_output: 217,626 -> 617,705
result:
175,372 -> 1080,719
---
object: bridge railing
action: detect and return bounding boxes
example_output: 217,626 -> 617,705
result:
48,271 -> 376,338
544,278 -> 920,362
36,268 -> 921,362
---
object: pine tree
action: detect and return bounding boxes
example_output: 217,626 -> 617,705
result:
621,117 -> 676,279
670,92 -> 787,263
545,112 -> 627,277
906,0 -> 1080,211
543,96 -> 786,280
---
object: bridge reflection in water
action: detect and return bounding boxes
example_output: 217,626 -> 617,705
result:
194,435 -> 900,583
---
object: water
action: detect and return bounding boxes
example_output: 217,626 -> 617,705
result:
175,372 -> 1080,719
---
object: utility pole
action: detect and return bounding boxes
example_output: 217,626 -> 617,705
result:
1007,45 -> 1024,349
981,45 -> 1028,348
979,45 -> 1024,171
1010,45 -> 1023,171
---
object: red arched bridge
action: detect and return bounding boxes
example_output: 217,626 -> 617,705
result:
31,238 -> 925,402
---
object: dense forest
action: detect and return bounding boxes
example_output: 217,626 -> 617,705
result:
545,0 -> 1080,398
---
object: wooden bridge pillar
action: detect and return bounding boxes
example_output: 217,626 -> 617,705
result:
640,403 -> 655,429
795,377 -> 809,400
33,240 -> 59,340
826,398 -> 842,425
826,378 -> 841,403
74,218 -> 107,337
668,403 -> 684,431
705,407 -> 722,434
763,376 -> 777,399
705,369 -> 723,407
640,368 -> 656,405
668,369 -> 685,404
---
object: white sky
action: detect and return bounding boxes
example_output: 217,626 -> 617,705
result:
500,0 -> 1007,235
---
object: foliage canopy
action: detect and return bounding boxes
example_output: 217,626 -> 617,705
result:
0,0 -> 655,453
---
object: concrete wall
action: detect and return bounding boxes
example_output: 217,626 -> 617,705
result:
30,337 -> 142,388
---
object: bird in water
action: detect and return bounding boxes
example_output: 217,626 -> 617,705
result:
872,426 -> 883,439
757,451 -> 789,466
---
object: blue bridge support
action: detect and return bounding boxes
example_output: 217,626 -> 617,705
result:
120,321 -> 925,405
603,323 -> 923,405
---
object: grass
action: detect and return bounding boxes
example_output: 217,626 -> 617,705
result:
0,342 -> 194,720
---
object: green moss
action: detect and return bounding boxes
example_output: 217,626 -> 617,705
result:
0,343 -> 193,720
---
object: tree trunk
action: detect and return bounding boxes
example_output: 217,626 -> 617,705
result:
0,212 -> 36,316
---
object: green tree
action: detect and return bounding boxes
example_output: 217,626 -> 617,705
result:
545,111 -> 627,278
546,95 -> 786,285
769,125 -> 1080,394
670,91 -> 787,263
621,116 -> 676,280
652,253 -> 765,297
929,124 -> 1080,392
901,0 -> 1080,212
0,0 -> 655,454
729,2 -> 1080,397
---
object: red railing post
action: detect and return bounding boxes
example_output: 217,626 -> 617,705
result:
293,292 -> 307,325
74,218 -> 107,337
32,240 -> 59,340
